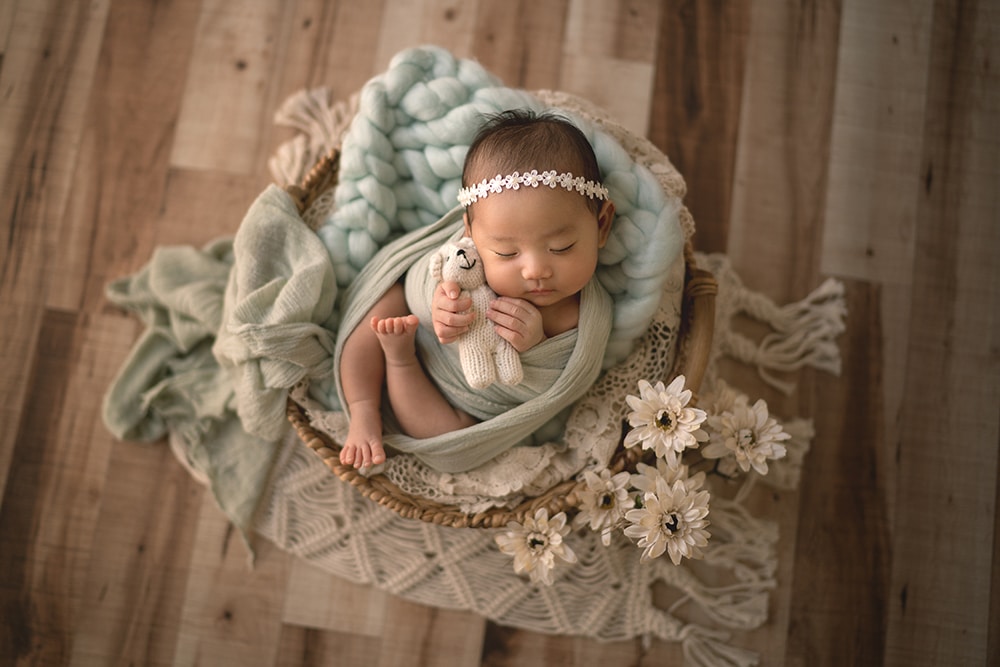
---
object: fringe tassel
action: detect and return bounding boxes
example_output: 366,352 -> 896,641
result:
267,87 -> 357,186
681,625 -> 760,667
708,253 -> 847,394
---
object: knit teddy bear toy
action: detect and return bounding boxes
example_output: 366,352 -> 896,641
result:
430,237 -> 524,389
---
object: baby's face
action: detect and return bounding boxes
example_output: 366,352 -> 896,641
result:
464,186 -> 613,309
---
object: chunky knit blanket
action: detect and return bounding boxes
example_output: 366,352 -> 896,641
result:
310,46 -> 684,374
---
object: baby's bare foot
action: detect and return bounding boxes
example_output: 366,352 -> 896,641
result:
371,314 -> 420,365
341,400 -> 386,468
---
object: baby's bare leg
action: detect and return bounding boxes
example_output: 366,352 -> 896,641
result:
373,316 -> 478,438
339,284 -> 409,468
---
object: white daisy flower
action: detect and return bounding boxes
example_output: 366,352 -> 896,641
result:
623,477 -> 711,565
631,460 -> 706,497
701,398 -> 790,475
623,376 -> 708,469
495,508 -> 577,586
698,378 -> 749,416
573,469 -> 632,546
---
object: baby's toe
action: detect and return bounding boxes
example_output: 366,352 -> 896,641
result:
340,445 -> 355,465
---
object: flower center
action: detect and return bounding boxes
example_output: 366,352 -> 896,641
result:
736,428 -> 756,451
527,533 -> 548,551
662,513 -> 680,535
599,493 -> 614,509
655,409 -> 675,432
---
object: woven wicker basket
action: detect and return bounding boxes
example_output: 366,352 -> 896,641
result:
285,146 -> 717,530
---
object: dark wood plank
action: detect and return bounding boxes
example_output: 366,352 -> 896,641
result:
0,0 -> 109,502
375,598 -> 485,667
882,0 -> 1000,663
275,625 -> 382,667
470,0 -> 568,88
0,310 -> 83,665
482,623 -> 686,666
648,0 -> 751,255
786,282 -> 891,666
70,439 -> 204,666
72,0 -> 203,314
279,0 -> 388,101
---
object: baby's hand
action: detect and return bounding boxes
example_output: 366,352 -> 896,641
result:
432,280 -> 474,344
487,297 -> 545,352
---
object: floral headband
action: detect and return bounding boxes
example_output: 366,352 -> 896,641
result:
457,169 -> 610,208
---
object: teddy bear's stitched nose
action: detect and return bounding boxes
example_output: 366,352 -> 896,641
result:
456,249 -> 476,270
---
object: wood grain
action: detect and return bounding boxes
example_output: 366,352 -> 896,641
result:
0,0 -> 996,665
649,0 -> 751,255
883,0 -> 1000,663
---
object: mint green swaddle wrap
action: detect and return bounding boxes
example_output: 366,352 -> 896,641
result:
331,207 -> 613,473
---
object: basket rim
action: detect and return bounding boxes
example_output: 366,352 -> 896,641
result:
283,126 -> 717,529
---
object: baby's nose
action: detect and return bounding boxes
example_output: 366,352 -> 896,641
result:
521,255 -> 552,280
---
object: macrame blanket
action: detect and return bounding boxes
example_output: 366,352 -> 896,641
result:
102,46 -> 848,666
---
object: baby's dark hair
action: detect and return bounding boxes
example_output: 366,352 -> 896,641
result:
462,109 -> 604,217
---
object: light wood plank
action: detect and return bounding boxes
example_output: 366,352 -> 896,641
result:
375,0 -> 479,71
420,0 -> 478,60
373,0 -> 429,73
727,0 -> 841,301
558,55 -> 655,138
820,0 -> 932,286
282,559 -> 389,637
155,168 -> 266,248
173,495 -> 292,667
564,0 -> 661,63
375,597 -> 486,667
0,0 -> 16,58
170,0 -> 292,174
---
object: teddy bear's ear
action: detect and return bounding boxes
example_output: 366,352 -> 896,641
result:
430,248 -> 445,280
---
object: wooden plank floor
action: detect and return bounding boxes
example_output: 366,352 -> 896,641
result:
1,1 -> 997,665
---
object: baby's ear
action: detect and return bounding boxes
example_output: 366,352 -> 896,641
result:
596,200 -> 616,248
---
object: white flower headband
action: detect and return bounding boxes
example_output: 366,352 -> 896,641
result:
457,169 -> 609,208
